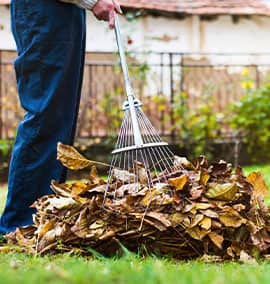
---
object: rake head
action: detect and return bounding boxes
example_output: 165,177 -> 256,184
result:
104,99 -> 181,200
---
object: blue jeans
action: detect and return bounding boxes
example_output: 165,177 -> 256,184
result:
0,0 -> 86,234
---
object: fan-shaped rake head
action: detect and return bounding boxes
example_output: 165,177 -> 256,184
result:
103,102 -> 182,201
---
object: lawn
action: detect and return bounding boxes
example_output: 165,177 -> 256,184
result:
0,165 -> 270,284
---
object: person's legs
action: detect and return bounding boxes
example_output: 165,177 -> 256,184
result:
0,0 -> 86,234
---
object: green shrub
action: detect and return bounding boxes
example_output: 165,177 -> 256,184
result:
172,89 -> 222,159
0,139 -> 13,157
229,83 -> 270,162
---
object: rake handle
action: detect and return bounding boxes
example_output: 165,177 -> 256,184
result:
114,14 -> 144,147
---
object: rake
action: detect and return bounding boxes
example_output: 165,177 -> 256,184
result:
104,15 -> 179,200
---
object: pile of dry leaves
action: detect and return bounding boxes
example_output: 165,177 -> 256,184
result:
5,143 -> 270,261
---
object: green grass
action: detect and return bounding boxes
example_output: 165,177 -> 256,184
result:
0,253 -> 269,284
0,165 -> 270,284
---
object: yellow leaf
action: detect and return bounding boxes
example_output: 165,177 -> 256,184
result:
89,220 -> 105,230
89,166 -> 105,185
247,172 -> 268,197
208,232 -> 224,249
219,207 -> 246,228
199,217 -> 212,230
71,182 -> 89,197
168,175 -> 188,191
57,143 -> 93,170
194,203 -> 214,210
205,182 -> 238,201
186,226 -> 208,240
50,180 -> 71,197
141,184 -> 173,206
170,213 -> 185,227
200,170 -> 210,186
37,220 -> 55,239
190,214 -> 204,228
202,209 -> 219,219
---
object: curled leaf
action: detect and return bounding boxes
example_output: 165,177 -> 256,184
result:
208,232 -> 224,249
57,143 -> 93,170
205,182 -> 238,201
168,175 -> 188,191
219,207 -> 246,228
247,172 -> 268,198
200,217 -> 212,230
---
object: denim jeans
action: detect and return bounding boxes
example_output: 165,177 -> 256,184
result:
0,0 -> 86,233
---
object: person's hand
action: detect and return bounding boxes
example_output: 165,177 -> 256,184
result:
92,0 -> 122,29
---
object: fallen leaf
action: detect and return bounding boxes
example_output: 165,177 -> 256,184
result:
186,226 -> 208,240
219,207 -> 246,228
205,182 -> 238,201
89,166 -> 105,185
190,214 -> 204,228
200,170 -> 210,186
174,156 -> 193,169
57,143 -> 93,170
141,183 -> 173,206
112,168 -> 136,183
200,217 -> 212,230
50,180 -> 71,197
71,182 -> 90,197
239,250 -> 258,264
208,232 -> 223,249
168,175 -> 188,191
247,172 -> 268,198
170,213 -> 185,227
202,209 -> 219,219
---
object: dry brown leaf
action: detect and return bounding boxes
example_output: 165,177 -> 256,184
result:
205,182 -> 238,201
189,186 -> 203,200
200,217 -> 212,230
200,170 -> 210,186
133,161 -> 149,184
194,203 -> 214,210
232,204 -> 246,212
168,175 -> 188,191
89,220 -> 105,230
174,156 -> 193,169
112,168 -> 136,183
202,209 -> 219,219
239,250 -> 258,264
50,180 -> 71,197
186,226 -> 208,240
247,172 -> 268,198
71,182 -> 90,197
57,143 -> 93,170
89,166 -> 105,185
37,220 -> 55,240
71,208 -> 90,238
141,183 -> 173,207
45,196 -> 78,211
145,212 -> 172,230
219,207 -> 246,228
190,214 -> 204,228
208,232 -> 223,249
170,213 -> 185,227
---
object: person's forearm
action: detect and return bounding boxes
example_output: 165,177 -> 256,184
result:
59,0 -> 98,10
